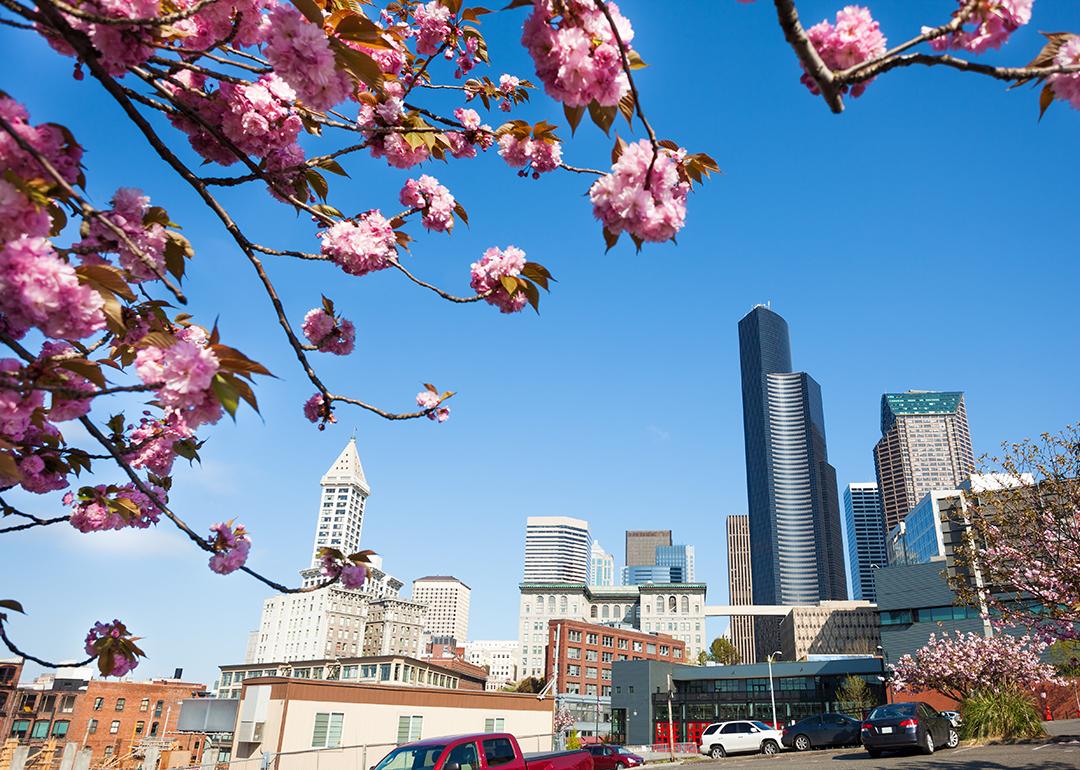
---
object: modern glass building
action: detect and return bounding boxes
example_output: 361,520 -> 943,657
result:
843,483 -> 887,600
738,306 -> 847,615
610,658 -> 886,745
885,490 -> 959,566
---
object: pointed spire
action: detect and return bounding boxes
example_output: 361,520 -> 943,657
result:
320,436 -> 370,495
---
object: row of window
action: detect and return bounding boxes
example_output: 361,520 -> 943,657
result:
879,605 -> 981,625
91,697 -> 164,715
310,714 -> 509,749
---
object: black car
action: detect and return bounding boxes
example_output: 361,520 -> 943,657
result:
860,702 -> 959,757
781,713 -> 861,751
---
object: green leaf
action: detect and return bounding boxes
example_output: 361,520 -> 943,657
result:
333,43 -> 384,89
626,50 -> 648,70
587,100 -> 616,136
315,157 -> 350,177
57,359 -> 107,389
211,373 -> 240,419
499,275 -> 519,296
305,169 -> 330,201
76,263 -> 137,302
618,92 -> 635,128
521,279 -> 541,314
453,201 -> 469,226
564,103 -> 585,135
1039,83 -> 1055,121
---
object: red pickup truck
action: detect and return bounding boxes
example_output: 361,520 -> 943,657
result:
372,733 -> 593,770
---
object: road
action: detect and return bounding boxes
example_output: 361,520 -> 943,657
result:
682,740 -> 1080,769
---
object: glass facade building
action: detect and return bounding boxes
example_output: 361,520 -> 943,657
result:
886,490 -> 958,566
843,483 -> 886,600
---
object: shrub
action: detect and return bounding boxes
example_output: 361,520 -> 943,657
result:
566,730 -> 581,750
961,687 -> 1045,741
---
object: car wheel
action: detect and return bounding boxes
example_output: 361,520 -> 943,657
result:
946,728 -> 960,749
793,735 -> 811,752
614,764 -> 624,770
760,740 -> 779,756
921,729 -> 935,755
709,745 -> 726,760
866,748 -> 881,758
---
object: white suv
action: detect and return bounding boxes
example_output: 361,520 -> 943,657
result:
698,720 -> 783,758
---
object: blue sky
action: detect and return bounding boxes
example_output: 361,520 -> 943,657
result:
2,1 -> 1078,686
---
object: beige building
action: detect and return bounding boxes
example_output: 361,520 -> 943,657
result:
412,576 -> 471,643
363,598 -> 426,658
725,515 -> 755,664
230,679 -> 555,769
778,601 -> 880,661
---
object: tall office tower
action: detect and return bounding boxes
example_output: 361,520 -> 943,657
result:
656,545 -> 696,582
523,516 -> 591,583
590,541 -> 616,586
309,437 -> 370,569
843,483 -> 887,601
412,576 -> 471,642
625,530 -> 672,567
873,391 -> 975,533
738,305 -> 847,606
725,515 -> 755,664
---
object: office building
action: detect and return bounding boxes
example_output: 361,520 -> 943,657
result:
656,544 -> 695,582
843,483 -> 887,601
309,437 -> 370,569
886,489 -> 960,566
778,601 -> 880,661
412,576 -> 471,642
738,305 -> 847,608
362,598 -> 427,658
590,541 -> 616,586
463,641 -> 520,691
623,565 -> 682,585
725,515 -> 755,664
625,531 -> 672,568
523,516 -> 591,583
873,391 -> 975,533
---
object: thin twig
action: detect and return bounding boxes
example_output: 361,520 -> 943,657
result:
389,259 -> 490,304
41,0 -> 220,27
0,621 -> 95,669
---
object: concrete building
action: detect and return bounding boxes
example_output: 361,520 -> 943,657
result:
363,598 -> 426,658
624,531 -> 671,568
308,437 -> 371,569
518,583 -> 707,678
738,306 -> 847,611
778,601 -> 880,661
463,641 -> 520,691
873,391 -> 975,533
725,516 -> 755,664
411,576 -> 470,642
229,679 -> 556,767
611,658 -> 886,745
843,483 -> 887,601
523,516 -> 591,583
886,489 -> 959,566
589,541 -> 615,587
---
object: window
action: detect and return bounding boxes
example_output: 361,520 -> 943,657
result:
60,695 -> 76,714
396,715 -> 423,743
482,738 -> 516,767
483,718 -> 505,733
31,720 -> 50,740
567,648 -> 581,660
41,695 -> 56,713
444,742 -> 479,770
110,721 -> 121,735
154,700 -> 164,717
140,698 -> 150,712
135,721 -> 146,736
88,720 -> 98,735
104,747 -> 114,759
150,722 -> 160,736
115,698 -> 126,712
10,721 -> 29,739
590,606 -> 598,619
312,713 -> 344,748
602,636 -> 613,647
567,630 -> 581,642
51,721 -> 69,738
586,634 -> 598,645
646,644 -> 656,654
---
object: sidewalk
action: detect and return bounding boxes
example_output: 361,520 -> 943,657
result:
1044,718 -> 1080,740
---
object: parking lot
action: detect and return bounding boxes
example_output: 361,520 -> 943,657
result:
686,740 -> 1080,769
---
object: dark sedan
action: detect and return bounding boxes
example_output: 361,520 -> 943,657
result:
860,702 -> 959,757
582,745 -> 643,770
781,713 -> 861,751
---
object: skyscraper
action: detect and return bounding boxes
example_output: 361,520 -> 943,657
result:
523,516 -> 591,583
625,530 -> 672,567
725,515 -> 755,664
590,541 -> 615,586
874,391 -> 975,533
412,576 -> 471,642
656,545 -> 696,582
738,305 -> 847,606
843,483 -> 886,601
309,437 -> 370,569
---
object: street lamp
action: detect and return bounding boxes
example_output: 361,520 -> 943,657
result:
876,645 -> 890,704
766,651 -> 782,730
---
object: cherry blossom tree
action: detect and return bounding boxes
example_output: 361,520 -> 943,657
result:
0,0 -> 1077,677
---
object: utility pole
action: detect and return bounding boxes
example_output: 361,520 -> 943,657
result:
665,673 -> 675,762
767,652 -> 782,729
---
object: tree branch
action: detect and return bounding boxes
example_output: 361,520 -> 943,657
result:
40,0 -> 221,27
771,0 -> 843,113
0,620 -> 95,669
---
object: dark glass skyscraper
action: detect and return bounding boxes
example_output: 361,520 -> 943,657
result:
738,306 -> 847,609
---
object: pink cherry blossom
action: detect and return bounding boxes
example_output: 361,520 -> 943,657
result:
521,0 -> 635,108
207,521 -> 251,574
303,392 -> 331,423
319,211 -> 397,276
38,341 -> 95,422
41,0 -> 159,76
445,108 -> 494,159
470,245 -> 528,314
0,358 -> 43,442
399,176 -> 457,232
17,438 -> 68,494
803,6 -> 886,98
0,97 -> 83,186
0,179 -> 51,243
0,235 -> 106,340
68,482 -> 165,532
84,620 -> 140,677
498,73 -> 521,110
320,552 -> 368,588
928,0 -> 1032,54
77,188 -> 167,283
135,329 -> 220,418
497,135 -> 562,177
1049,37 -> 1080,110
124,413 -> 193,476
416,389 -> 450,422
263,142 -> 308,202
264,4 -> 353,111
589,139 -> 689,243
302,307 -> 356,355
173,0 -> 269,50
414,1 -> 452,56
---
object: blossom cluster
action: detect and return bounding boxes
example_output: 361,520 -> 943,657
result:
124,413 -> 193,477
928,0 -> 1033,54
320,552 -> 368,588
302,307 -> 356,355
39,341 -> 95,422
42,0 -> 160,76
67,483 -> 166,533
414,1 -> 452,56
497,135 -> 562,178
319,211 -> 398,276
207,521 -> 251,574
264,4 -> 354,111
77,188 -> 166,283
416,389 -> 449,422
357,82 -> 431,169
521,0 -> 635,108
590,139 -> 689,243
803,5 -> 886,98
84,620 -> 141,677
1050,37 -> 1080,110
134,326 -> 223,432
446,108 -> 495,160
399,176 -> 456,232
469,245 -> 528,313
303,392 -> 332,424
173,0 -> 270,51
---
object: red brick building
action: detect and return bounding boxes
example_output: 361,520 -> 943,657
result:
546,619 -> 685,698
0,658 -> 25,743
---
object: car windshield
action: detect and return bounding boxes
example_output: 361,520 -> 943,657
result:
373,746 -> 447,770
750,722 -> 772,731
868,704 -> 916,720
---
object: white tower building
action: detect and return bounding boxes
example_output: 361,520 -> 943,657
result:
412,576 -> 471,642
523,516 -> 591,583
309,437 -> 370,568
590,541 -> 615,586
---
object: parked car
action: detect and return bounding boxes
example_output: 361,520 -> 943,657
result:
582,745 -> 643,769
780,713 -> 861,751
860,702 -> 959,757
372,733 -> 592,770
939,710 -> 962,728
698,720 -> 783,758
